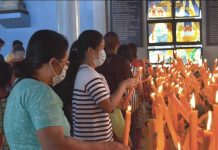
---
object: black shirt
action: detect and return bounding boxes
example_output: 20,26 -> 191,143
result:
96,53 -> 133,94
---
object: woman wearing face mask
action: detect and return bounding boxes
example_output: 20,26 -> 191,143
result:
54,30 -> 138,142
4,30 -> 130,150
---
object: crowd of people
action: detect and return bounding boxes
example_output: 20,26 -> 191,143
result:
0,30 -> 147,150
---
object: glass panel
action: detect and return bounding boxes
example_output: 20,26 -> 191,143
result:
148,22 -> 173,44
175,0 -> 201,18
176,21 -> 200,43
175,47 -> 202,64
148,50 -> 174,63
147,0 -> 172,19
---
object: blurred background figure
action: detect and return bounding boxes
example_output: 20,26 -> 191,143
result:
0,61 -> 12,150
5,40 -> 25,63
0,38 -> 5,62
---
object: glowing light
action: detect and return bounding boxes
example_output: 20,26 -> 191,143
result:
158,85 -> 163,93
178,88 -> 183,95
216,91 -> 218,104
178,142 -> 181,150
190,93 -> 196,109
127,105 -> 132,112
207,111 -> 212,131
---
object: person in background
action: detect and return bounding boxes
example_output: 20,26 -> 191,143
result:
5,40 -> 25,63
0,38 -> 5,62
117,44 -> 133,63
96,32 -> 133,94
0,61 -> 12,150
4,30 -> 130,150
128,43 -> 146,69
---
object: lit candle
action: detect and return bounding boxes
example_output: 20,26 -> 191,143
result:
190,93 -> 198,150
156,104 -> 164,150
204,59 -> 208,69
202,111 -> 215,150
212,91 -> 218,150
178,88 -> 192,112
123,105 -> 131,145
178,142 -> 181,150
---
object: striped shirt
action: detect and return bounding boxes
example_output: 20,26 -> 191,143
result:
72,64 -> 113,141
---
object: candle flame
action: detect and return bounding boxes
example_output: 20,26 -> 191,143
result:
190,93 -> 196,109
208,81 -> 211,86
212,76 -> 216,83
127,105 -> 132,112
207,111 -> 212,131
216,91 -> 218,104
139,67 -> 143,71
204,59 -> 207,63
215,58 -> 218,63
158,85 -> 163,93
150,93 -> 155,101
209,73 -> 212,79
178,88 -> 183,95
178,142 -> 181,150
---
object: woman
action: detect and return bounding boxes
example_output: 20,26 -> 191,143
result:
4,30 -> 130,150
0,61 -> 12,150
55,30 -> 137,142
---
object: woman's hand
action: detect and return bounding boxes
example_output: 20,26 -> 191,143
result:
122,78 -> 138,89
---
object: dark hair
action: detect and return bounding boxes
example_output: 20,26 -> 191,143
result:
13,30 -> 68,78
0,62 -> 12,88
104,32 -> 119,52
0,38 -> 5,45
54,30 -> 103,128
128,43 -> 137,59
117,44 -> 133,62
13,44 -> 25,52
12,40 -> 23,47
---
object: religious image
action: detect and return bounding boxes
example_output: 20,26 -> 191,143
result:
149,50 -> 173,63
175,0 -> 201,18
148,22 -> 173,44
176,21 -> 200,43
147,0 -> 172,19
175,47 -> 202,64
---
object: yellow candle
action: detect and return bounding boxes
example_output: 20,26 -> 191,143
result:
156,104 -> 165,150
123,105 -> 131,145
156,94 -> 179,147
190,94 -> 198,150
212,91 -> 218,150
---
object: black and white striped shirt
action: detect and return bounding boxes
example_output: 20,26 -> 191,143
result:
72,64 -> 113,141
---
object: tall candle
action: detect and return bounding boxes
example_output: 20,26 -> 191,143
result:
156,104 -> 165,150
123,105 -> 131,145
190,94 -> 198,150
178,88 -> 192,112
156,94 -> 179,147
212,91 -> 218,150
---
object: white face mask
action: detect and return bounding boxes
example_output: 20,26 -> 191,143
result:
93,50 -> 106,67
52,65 -> 68,86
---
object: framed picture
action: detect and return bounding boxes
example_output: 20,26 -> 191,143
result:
147,21 -> 173,45
147,0 -> 172,19
148,49 -> 174,64
175,0 -> 201,18
176,20 -> 201,44
175,47 -> 202,64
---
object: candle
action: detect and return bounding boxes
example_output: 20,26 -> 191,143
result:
156,94 -> 179,147
178,88 -> 192,112
156,104 -> 165,150
202,111 -> 215,150
170,94 -> 190,123
190,94 -> 198,150
123,105 -> 131,145
212,91 -> 218,150
178,142 -> 181,150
